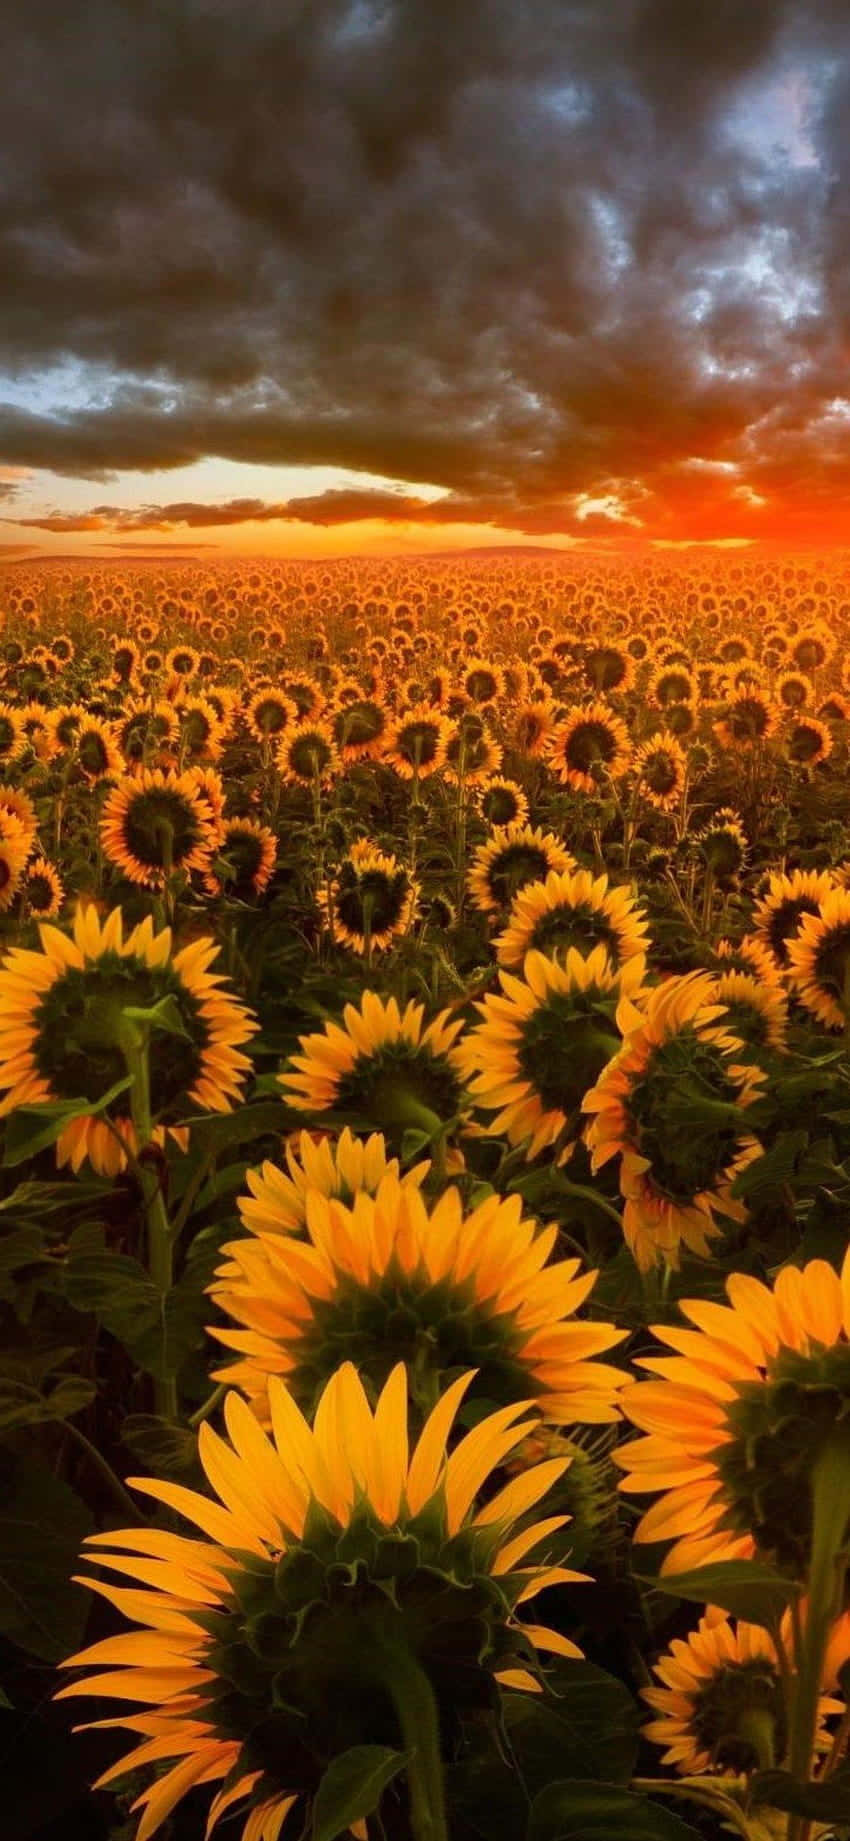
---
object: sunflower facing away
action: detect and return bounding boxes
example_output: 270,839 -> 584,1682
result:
0,905 -> 257,1175
495,867 -> 650,973
279,990 -> 469,1152
642,1606 -> 846,1776
466,822 -> 575,920
583,972 -> 765,1271
237,1126 -> 428,1240
460,945 -> 645,1161
322,840 -> 418,954
788,887 -> 850,1028
59,1363 -> 585,1841
209,1171 -> 628,1428
101,768 -> 221,889
617,1249 -> 850,1579
751,868 -> 837,971
546,700 -> 632,793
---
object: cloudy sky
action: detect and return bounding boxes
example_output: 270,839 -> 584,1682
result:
2,0 -> 850,556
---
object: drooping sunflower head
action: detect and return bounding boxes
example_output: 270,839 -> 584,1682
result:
0,905 -> 258,1175
618,1250 -> 850,1578
788,887 -> 850,1028
384,705 -> 451,779
280,990 -> 470,1153
632,732 -> 687,810
751,868 -> 837,970
784,714 -> 833,768
100,768 -> 220,889
59,1364 -> 585,1841
467,822 -> 575,920
20,853 -> 64,918
475,775 -> 530,829
237,1126 -> 428,1240
276,720 -> 340,788
460,945 -> 646,1162
211,1173 -> 629,1432
584,971 -> 765,1271
206,818 -> 278,900
642,1608 -> 843,1776
713,690 -> 778,751
546,700 -> 631,793
323,841 -> 418,954
696,808 -> 749,881
495,867 -> 650,973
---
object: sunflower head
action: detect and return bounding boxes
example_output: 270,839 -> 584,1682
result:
696,808 -> 748,880
467,822 -> 575,920
59,1365 -> 585,1841
475,776 -> 530,829
547,701 -> 631,793
101,768 -> 220,889
495,867 -> 649,974
324,842 -> 417,954
280,991 -> 469,1154
752,869 -> 837,970
789,887 -> 850,1028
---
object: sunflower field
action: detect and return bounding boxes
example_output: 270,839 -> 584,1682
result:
4,553 -> 850,1841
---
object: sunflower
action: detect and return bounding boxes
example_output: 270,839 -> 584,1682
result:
116,699 -> 180,765
643,1608 -> 844,1775
0,701 -> 27,765
631,733 -> 687,811
472,776 -> 529,830
323,841 -> 417,954
462,657 -> 505,705
211,1174 -> 628,1431
617,1248 -> 850,1578
581,643 -> 635,696
696,808 -> 748,881
713,690 -> 778,751
494,868 -> 649,975
583,972 -> 765,1271
547,701 -> 631,794
817,692 -> 850,724
0,819 -> 29,911
43,701 -> 87,759
515,694 -> 559,757
0,905 -> 257,1176
330,695 -> 389,763
177,696 -> 226,763
245,690 -> 298,745
710,968 -> 788,1053
59,1364 -> 583,1841
205,818 -> 278,900
784,714 -> 833,768
467,823 -> 575,920
282,672 -> 326,719
0,783 -> 37,855
443,713 -> 503,785
20,854 -> 64,918
383,706 -> 452,780
276,720 -> 340,788
238,1127 -> 427,1242
165,643 -> 200,681
776,669 -> 813,711
101,768 -> 219,889
751,869 -> 836,970
788,887 -> 850,1028
650,665 -> 696,709
280,991 -> 469,1151
460,946 -> 646,1161
75,714 -> 123,783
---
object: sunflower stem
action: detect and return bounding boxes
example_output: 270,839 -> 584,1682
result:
118,1017 -> 178,1421
786,1440 -> 850,1841
369,1642 -> 448,1841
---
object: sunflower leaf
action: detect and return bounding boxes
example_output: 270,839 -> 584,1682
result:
639,1561 -> 802,1628
750,1766 -> 850,1822
311,1744 -> 409,1841
2,1078 -> 133,1167
527,1781 -> 702,1840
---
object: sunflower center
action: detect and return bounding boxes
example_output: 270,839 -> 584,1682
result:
32,955 -> 206,1114
642,752 -> 678,795
627,1031 -> 743,1203
289,733 -> 332,778
481,785 -> 520,825
123,788 -> 202,868
253,697 -> 290,735
397,720 -> 440,766
79,731 -> 108,775
517,992 -> 621,1114
26,874 -> 53,911
466,669 -> 499,701
700,829 -> 744,878
766,896 -> 820,966
715,1345 -> 850,1572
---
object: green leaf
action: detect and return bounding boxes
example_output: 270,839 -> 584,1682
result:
503,1662 -> 641,1789
751,1767 -> 850,1823
640,1561 -> 801,1629
311,1744 -> 408,1841
121,1414 -> 199,1475
170,1100 -> 291,1154
0,1374 -> 96,1432
65,1250 -> 206,1380
0,1448 -> 93,1660
123,993 -> 190,1038
3,1077 -> 132,1166
528,1781 -> 702,1841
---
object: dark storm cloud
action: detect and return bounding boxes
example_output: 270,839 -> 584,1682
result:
2,1 -> 850,536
